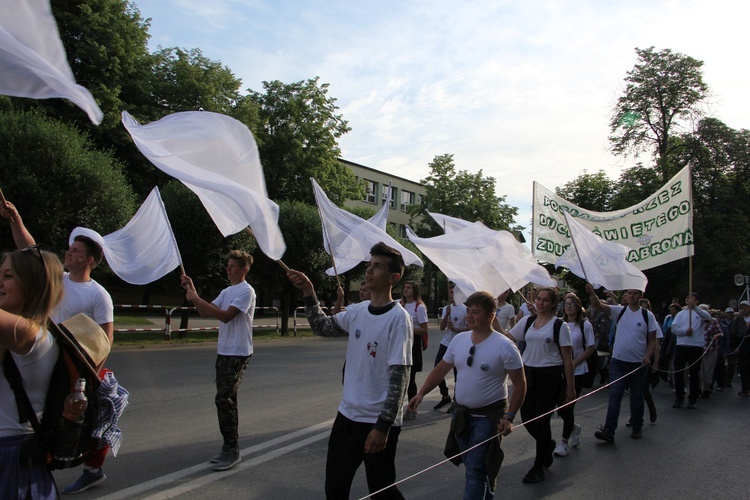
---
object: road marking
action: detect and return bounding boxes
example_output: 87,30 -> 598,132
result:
99,419 -> 334,500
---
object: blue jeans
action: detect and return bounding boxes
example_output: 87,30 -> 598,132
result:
605,358 -> 648,433
455,414 -> 498,500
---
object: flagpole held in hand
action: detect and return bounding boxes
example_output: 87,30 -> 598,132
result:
563,212 -> 590,284
244,227 -> 290,272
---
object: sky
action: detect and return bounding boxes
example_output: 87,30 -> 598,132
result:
132,0 -> 750,237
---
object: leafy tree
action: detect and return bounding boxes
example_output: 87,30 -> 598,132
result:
410,154 -> 519,235
555,170 -> 616,211
0,110 -> 136,253
610,47 -> 709,180
610,164 -> 662,210
248,78 -> 360,204
151,47 -> 243,114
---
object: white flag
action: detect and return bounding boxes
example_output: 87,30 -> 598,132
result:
0,0 -> 103,124
428,212 -> 472,233
311,178 -> 422,275
407,222 -> 555,304
70,188 -> 182,285
122,111 -> 286,261
557,211 -> 648,292
322,181 -> 393,275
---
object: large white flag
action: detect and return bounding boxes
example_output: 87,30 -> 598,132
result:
70,188 -> 182,285
533,166 -> 693,270
407,222 -> 556,304
311,178 -> 422,275
427,212 -> 471,233
556,212 -> 648,292
0,0 -> 103,124
122,111 -> 286,261
322,181 -> 393,275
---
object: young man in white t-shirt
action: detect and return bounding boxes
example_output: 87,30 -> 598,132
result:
182,250 -> 256,471
586,285 -> 657,443
409,291 -> 525,499
287,242 -> 412,500
434,282 -> 467,410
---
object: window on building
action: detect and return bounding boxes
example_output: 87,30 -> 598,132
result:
398,224 -> 408,239
383,185 -> 396,209
417,194 -> 425,206
400,190 -> 414,212
364,179 -> 377,204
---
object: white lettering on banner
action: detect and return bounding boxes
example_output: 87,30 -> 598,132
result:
532,166 -> 694,271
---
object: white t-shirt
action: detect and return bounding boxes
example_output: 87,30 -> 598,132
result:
403,301 -> 428,333
212,281 -> 255,356
441,303 -> 467,347
444,331 -> 522,408
50,273 -> 113,325
566,320 -> 596,375
609,305 -> 658,362
519,303 -> 533,317
495,303 -> 515,330
0,328 -> 58,437
334,301 -> 412,425
510,317 -> 572,367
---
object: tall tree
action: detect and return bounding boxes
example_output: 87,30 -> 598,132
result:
410,154 -> 519,235
151,47 -> 243,114
556,170 -> 616,211
248,78 -> 360,204
610,47 -> 709,181
0,110 -> 136,253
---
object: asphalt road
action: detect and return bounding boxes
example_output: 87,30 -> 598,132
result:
52,337 -> 750,499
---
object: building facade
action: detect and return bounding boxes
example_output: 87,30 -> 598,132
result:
340,158 -> 426,238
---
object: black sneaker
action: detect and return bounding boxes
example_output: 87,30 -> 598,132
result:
630,428 -> 642,439
686,399 -> 697,409
672,398 -> 684,409
433,397 -> 452,411
594,426 -> 614,443
522,465 -> 545,484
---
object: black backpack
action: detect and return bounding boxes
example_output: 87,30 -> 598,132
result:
523,315 -> 564,354
2,320 -> 103,470
610,306 -> 651,351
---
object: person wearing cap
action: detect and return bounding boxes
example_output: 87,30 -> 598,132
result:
730,300 -> 750,396
2,200 -> 115,493
670,292 -> 713,409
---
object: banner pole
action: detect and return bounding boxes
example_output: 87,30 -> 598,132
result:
564,213 -> 590,284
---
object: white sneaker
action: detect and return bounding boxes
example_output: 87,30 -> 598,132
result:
553,441 -> 569,456
570,424 -> 582,448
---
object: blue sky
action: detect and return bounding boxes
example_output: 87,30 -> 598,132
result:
132,0 -> 750,233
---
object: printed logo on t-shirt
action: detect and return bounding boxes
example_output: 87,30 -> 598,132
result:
480,363 -> 489,372
355,329 -> 361,339
367,341 -> 378,358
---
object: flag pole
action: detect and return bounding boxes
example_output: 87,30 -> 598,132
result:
154,187 -> 186,276
243,227 -> 290,272
688,164 -> 694,329
564,213 -> 590,284
0,186 -> 16,224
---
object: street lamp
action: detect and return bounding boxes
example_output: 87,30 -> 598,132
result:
733,274 -> 750,304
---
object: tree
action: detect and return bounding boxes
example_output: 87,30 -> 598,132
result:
410,154 -> 519,235
0,110 -> 136,253
610,47 -> 709,181
248,78 -> 360,204
556,170 -> 616,211
610,164 -> 662,210
151,47 -> 243,114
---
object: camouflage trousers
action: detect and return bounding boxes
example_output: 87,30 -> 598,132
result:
215,354 -> 252,448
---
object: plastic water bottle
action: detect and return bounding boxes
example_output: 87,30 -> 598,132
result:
53,378 -> 88,461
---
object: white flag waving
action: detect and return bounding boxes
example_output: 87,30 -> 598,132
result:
0,0 -> 103,124
122,111 -> 286,261
322,181 -> 393,276
557,211 -> 648,292
312,178 -> 422,275
70,188 -> 182,285
407,222 -> 556,304
428,212 -> 472,233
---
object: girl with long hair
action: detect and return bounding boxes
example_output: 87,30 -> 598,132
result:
553,293 -> 595,457
1,246 -> 64,499
400,280 -> 428,420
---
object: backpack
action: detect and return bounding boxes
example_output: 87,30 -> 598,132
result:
2,315 -> 108,470
523,315 -> 564,355
610,306 -> 650,352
